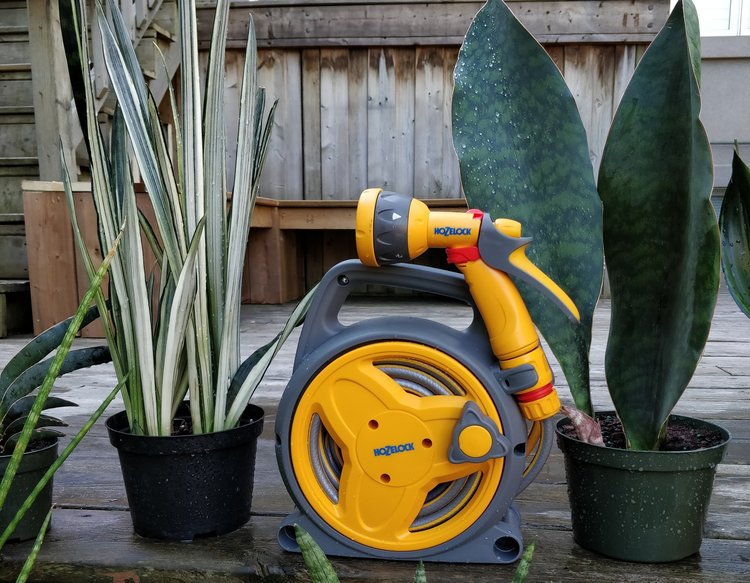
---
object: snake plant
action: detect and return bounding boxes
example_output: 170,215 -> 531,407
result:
62,0 -> 314,437
719,150 -> 750,317
453,0 -> 717,450
0,234 -> 122,549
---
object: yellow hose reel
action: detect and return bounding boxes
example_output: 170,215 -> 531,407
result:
275,189 -> 578,563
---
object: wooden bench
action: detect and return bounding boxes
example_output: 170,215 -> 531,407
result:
21,182 -> 469,333
243,197 -> 468,304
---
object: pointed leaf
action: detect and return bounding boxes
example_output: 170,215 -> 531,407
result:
224,286 -> 316,428
598,0 -> 719,450
452,0 -> 603,414
294,524 -> 340,583
0,306 -> 101,404
719,150 -> 750,317
0,347 -> 110,420
3,415 -> 67,444
0,378 -> 124,549
7,396 -> 77,420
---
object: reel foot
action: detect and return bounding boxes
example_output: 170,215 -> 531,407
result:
278,504 -> 524,564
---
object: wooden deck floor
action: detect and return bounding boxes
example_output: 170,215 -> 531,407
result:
0,290 -> 748,582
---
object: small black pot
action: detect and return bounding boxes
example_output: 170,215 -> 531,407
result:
556,413 -> 730,562
106,404 -> 264,541
0,439 -> 58,542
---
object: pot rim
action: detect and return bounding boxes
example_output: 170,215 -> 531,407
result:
105,403 -> 264,455
0,438 -> 59,473
555,411 -> 731,469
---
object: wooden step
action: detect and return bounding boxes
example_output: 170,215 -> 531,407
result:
0,278 -> 30,338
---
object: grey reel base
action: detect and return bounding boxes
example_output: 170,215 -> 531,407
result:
277,504 -> 524,564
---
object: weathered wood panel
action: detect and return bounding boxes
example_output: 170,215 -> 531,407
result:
319,48 -> 368,200
564,45 -> 615,177
367,47 -> 416,195
257,49 -> 304,200
198,1 -> 667,48
216,43 -> 643,201
414,46 -> 461,198
302,49 -> 323,199
0,158 -> 38,213
194,2 -> 668,201
0,215 -> 27,279
0,67 -> 33,108
27,0 -> 78,181
0,109 -> 36,158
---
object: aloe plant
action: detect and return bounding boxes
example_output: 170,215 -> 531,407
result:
453,0 -> 717,450
719,150 -> 750,317
62,0 -> 314,437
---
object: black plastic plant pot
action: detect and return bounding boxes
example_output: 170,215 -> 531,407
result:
0,439 -> 58,543
106,404 -> 264,541
555,413 -> 730,563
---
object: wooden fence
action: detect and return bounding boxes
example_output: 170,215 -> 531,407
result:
196,1 -> 667,201
21,1 -> 671,331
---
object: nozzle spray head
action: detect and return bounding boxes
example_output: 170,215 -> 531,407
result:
355,189 -> 480,266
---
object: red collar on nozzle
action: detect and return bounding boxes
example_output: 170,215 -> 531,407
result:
446,246 -> 481,264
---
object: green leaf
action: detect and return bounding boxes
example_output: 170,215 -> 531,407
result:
6,396 -> 77,420
14,506 -> 52,582
224,285 -> 317,428
159,218 -> 206,435
452,0 -> 603,414
719,150 -> 750,317
0,378 -> 124,550
3,414 -> 67,439
0,307 -> 101,412
597,0 -> 719,450
512,540 -> 536,583
413,561 -> 427,583
294,524 -> 340,583
3,428 -> 66,453
0,347 -> 110,423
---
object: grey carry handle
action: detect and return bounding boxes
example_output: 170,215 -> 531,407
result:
294,260 -> 484,369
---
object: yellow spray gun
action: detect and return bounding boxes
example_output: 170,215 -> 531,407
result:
356,188 -> 579,421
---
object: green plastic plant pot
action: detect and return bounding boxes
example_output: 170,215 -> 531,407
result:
0,439 -> 58,542
555,414 -> 730,563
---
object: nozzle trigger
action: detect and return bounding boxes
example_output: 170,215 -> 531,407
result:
476,216 -> 580,323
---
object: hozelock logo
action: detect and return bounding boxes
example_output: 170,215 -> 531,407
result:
433,226 -> 472,237
373,443 -> 415,457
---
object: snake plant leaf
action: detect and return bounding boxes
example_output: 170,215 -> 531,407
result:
3,346 -> 109,400
0,347 -> 110,421
719,150 -> 750,318
224,284 -> 317,428
598,0 -> 719,450
294,524 -> 341,583
452,0 -> 603,414
6,396 -> 77,420
0,305 -> 101,400
2,415 -> 67,442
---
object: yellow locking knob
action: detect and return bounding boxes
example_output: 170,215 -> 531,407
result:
448,401 -> 510,464
458,425 -> 493,459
